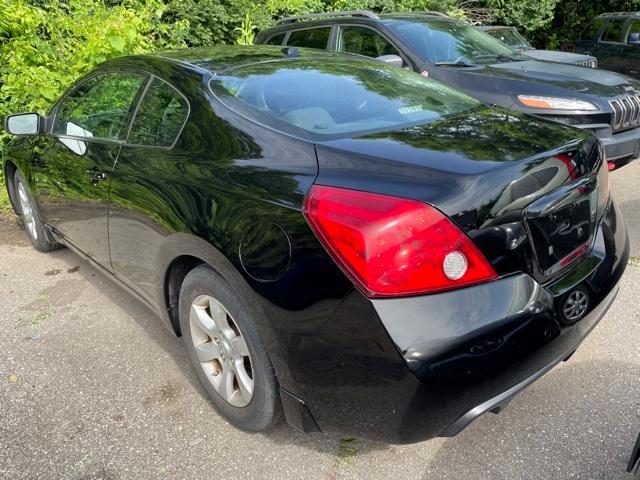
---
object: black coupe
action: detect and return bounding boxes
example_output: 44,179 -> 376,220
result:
2,46 -> 628,443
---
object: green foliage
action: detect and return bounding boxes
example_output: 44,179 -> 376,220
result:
487,0 -> 557,32
0,0 -> 181,147
0,169 -> 8,213
234,13 -> 258,45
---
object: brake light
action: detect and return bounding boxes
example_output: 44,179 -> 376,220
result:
302,185 -> 498,297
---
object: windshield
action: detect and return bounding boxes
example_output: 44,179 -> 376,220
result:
387,19 -> 520,65
210,59 -> 480,139
485,28 -> 532,50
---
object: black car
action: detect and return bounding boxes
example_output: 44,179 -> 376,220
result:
2,46 -> 628,443
256,10 -> 640,168
577,12 -> 640,80
630,432 -> 640,475
478,25 -> 598,68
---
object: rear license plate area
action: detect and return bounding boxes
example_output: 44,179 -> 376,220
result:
524,176 -> 598,277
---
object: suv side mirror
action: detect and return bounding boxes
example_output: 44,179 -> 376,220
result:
376,54 -> 404,68
4,112 -> 43,135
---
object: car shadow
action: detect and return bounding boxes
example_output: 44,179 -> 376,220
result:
421,357 -> 639,480
46,246 -> 392,455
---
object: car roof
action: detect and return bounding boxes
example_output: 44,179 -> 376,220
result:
102,45 -> 369,76
258,11 -> 459,37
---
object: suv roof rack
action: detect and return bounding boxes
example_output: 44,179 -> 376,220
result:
384,10 -> 449,18
276,10 -> 380,25
598,11 -> 640,18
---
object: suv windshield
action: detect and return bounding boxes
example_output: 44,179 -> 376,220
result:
485,27 -> 532,51
386,19 -> 521,65
210,59 -> 479,139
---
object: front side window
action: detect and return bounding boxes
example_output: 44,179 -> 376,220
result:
625,20 -> 640,44
127,78 -> 189,147
386,19 -> 518,65
338,26 -> 401,59
53,72 -> 145,140
211,60 -> 480,139
601,19 -> 625,43
285,27 -> 331,49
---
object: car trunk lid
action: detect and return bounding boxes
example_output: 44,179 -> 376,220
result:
313,108 -> 606,284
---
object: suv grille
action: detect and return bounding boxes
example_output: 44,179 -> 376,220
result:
609,94 -> 640,132
577,59 -> 597,69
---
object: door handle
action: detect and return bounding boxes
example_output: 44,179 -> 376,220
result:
86,168 -> 108,183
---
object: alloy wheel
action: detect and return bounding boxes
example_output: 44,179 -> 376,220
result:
189,294 -> 254,407
562,289 -> 589,322
17,182 -> 38,240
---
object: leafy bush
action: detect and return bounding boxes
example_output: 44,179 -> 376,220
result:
0,0 -> 184,141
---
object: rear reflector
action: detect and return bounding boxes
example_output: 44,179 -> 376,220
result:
302,185 -> 498,298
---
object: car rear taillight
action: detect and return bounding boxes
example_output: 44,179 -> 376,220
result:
302,185 -> 498,298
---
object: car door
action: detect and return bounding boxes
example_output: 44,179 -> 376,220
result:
595,18 -> 628,74
108,76 -> 190,296
34,70 -> 147,268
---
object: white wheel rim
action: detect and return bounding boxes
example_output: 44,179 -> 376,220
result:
17,182 -> 38,240
190,295 -> 254,407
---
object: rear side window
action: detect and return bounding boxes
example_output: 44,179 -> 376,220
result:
286,27 -> 331,49
601,19 -> 625,43
583,18 -> 605,40
127,78 -> 189,147
625,20 -> 640,44
265,33 -> 286,45
338,26 -> 401,58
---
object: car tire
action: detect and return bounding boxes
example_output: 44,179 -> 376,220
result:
179,264 -> 283,432
13,171 -> 62,252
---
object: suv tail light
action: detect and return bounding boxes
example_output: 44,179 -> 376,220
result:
302,185 -> 498,298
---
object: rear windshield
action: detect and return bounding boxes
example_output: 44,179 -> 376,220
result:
209,59 -> 480,139
387,19 -> 518,65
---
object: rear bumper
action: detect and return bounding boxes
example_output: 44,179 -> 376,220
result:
278,199 -> 628,443
439,280 -> 619,437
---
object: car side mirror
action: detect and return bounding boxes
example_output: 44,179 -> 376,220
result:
4,112 -> 44,135
376,54 -> 404,68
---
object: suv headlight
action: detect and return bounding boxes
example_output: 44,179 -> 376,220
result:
517,95 -> 599,111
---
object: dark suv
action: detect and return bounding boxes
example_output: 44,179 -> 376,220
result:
577,12 -> 640,80
479,25 -> 598,68
257,10 -> 640,167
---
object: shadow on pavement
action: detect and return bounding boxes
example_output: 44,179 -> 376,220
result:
422,357 -> 639,480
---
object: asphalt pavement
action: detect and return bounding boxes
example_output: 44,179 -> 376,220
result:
0,161 -> 639,479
